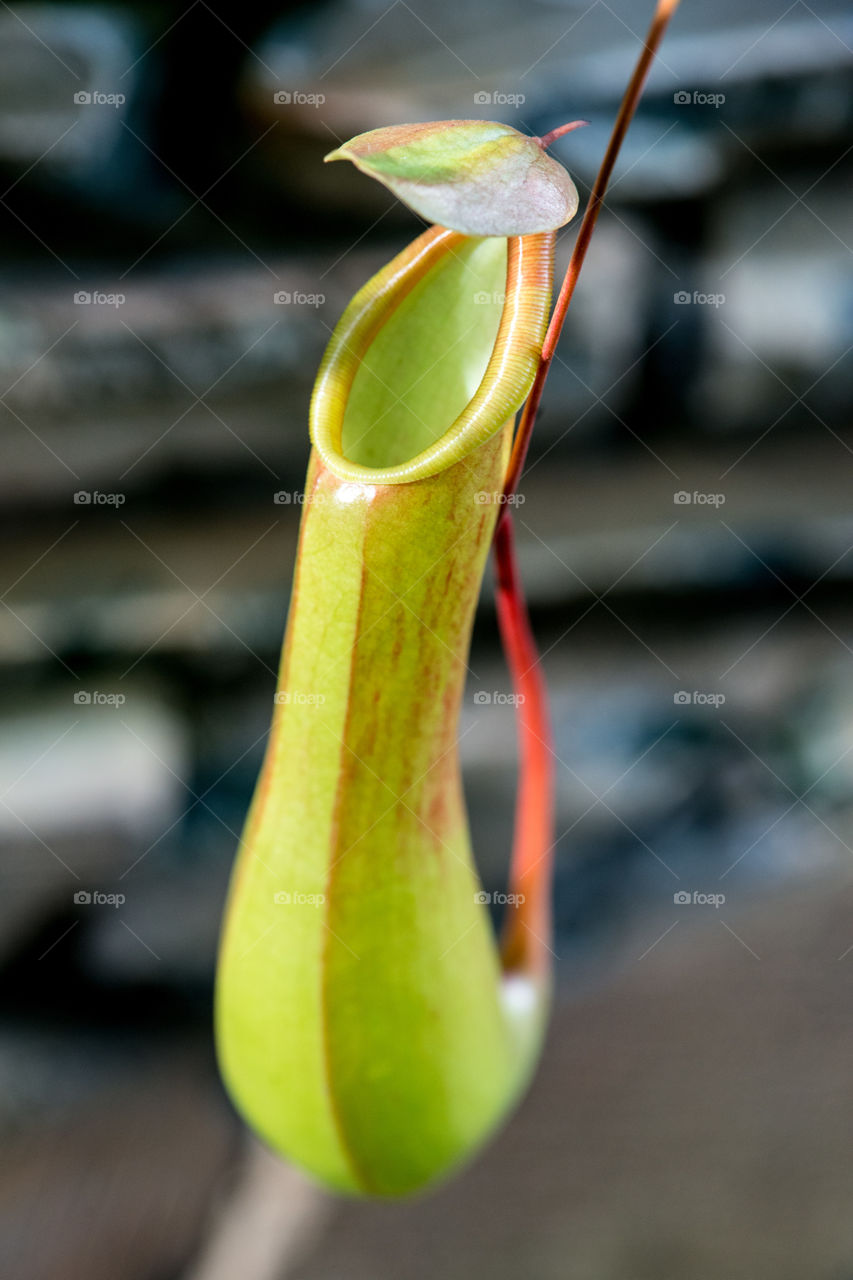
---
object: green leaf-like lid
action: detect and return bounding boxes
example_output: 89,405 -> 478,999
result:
324,120 -> 579,237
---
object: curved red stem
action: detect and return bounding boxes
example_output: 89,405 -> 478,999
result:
495,510 -> 554,977
536,119 -> 590,150
497,0 -> 681,977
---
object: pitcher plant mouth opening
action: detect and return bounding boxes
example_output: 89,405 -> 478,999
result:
310,227 -> 555,484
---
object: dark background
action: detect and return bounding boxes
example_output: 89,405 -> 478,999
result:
1,1 -> 852,1277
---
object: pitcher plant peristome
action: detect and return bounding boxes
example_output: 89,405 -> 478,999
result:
216,0 -> 681,1200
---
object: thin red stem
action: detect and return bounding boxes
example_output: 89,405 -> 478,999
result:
495,510 -> 554,978
505,0 -> 681,503
497,0 -> 681,977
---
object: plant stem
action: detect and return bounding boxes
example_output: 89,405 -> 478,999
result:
494,508 -> 554,977
496,0 -> 682,973
536,119 -> 590,150
506,0 -> 682,500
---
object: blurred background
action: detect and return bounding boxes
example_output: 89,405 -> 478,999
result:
1,0 -> 852,1276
